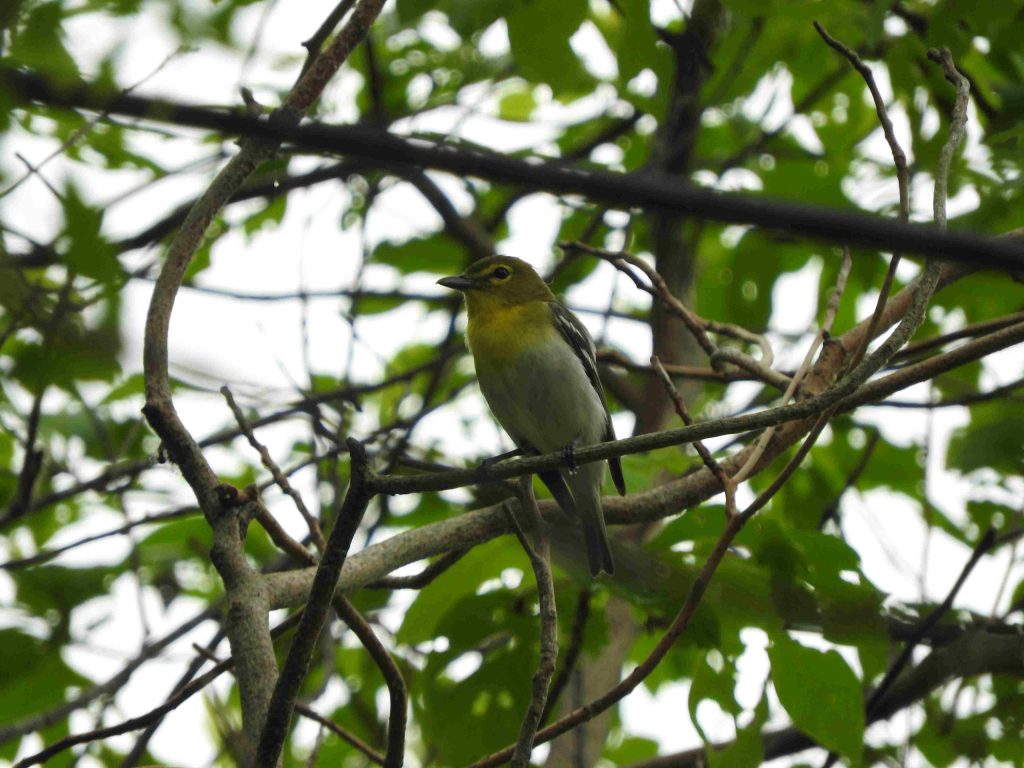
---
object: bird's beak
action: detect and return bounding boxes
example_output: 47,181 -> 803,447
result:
437,275 -> 476,291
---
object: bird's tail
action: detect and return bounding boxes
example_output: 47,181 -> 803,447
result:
570,470 -> 614,576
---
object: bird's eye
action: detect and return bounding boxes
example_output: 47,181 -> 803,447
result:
492,267 -> 511,280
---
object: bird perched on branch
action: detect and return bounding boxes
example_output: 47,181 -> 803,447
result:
438,255 -> 626,575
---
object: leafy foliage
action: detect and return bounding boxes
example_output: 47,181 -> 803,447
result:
1,0 -> 1022,766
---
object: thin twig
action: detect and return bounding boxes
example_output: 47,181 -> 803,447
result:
366,549 -> 469,589
927,47 -> 971,230
814,23 -> 912,372
505,478 -> 558,768
256,440 -> 374,768
813,22 -> 908,215
894,309 -> 1024,362
560,240 -> 789,390
249,490 -> 318,566
707,347 -> 789,390
5,386 -> 45,525
332,596 -> 406,768
12,611 -> 303,767
560,240 -> 717,357
651,355 -> 736,518
293,702 -> 385,765
121,629 -> 229,766
541,591 -> 590,725
0,605 -> 217,746
222,385 -> 325,552
734,246 -> 852,483
818,430 -> 880,530
300,0 -> 356,71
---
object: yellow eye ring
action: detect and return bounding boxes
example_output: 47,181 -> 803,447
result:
492,266 -> 511,280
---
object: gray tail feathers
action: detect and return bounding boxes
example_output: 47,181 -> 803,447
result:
573,477 -> 614,576
581,509 -> 614,576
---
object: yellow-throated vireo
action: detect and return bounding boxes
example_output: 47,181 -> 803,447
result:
438,256 -> 626,575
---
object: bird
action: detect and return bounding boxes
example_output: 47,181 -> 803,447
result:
437,255 -> 626,575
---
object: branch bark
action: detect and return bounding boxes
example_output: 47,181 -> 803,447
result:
255,440 -> 373,767
6,68 -> 1024,270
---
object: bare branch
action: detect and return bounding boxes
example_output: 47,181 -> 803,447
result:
11,611 -> 304,767
541,591 -> 590,725
332,596 -> 407,768
505,479 -> 558,768
819,527 -> 997,768
222,385 -> 325,552
734,245 -> 852,482
927,47 -> 971,230
6,69 -> 1024,270
256,440 -> 374,768
366,549 -> 469,590
651,355 -> 736,518
293,703 -> 384,765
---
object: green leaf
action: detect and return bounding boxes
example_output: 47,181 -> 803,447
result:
443,0 -> 506,36
768,636 -> 865,763
14,564 -> 124,616
708,714 -> 764,768
10,326 -> 121,391
62,182 -> 120,280
497,83 -> 537,121
595,0 -> 658,82
396,538 -> 515,645
606,736 -> 660,764
688,650 -> 740,742
9,1 -> 79,76
396,0 -> 433,23
505,0 -> 589,91
947,402 -> 1024,475
373,232 -> 466,276
0,629 -> 90,728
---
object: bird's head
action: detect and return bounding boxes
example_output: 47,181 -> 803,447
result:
437,256 -> 556,308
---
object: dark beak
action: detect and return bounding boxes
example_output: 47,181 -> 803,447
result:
437,275 -> 476,291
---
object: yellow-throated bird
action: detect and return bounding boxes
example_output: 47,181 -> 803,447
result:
438,256 -> 626,575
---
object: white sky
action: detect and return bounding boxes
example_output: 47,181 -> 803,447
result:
1,1 -> 1022,766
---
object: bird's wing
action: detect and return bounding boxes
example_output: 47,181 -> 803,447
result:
549,302 -> 626,496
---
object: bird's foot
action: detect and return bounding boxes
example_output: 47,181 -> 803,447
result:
476,448 -> 524,478
562,441 -> 580,474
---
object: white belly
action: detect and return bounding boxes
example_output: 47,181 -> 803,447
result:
475,336 -> 606,454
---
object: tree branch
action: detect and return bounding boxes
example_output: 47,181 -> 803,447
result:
263,318 -> 1024,614
505,479 -> 557,768
255,440 -> 373,767
332,596 -> 406,768
6,68 -> 1024,270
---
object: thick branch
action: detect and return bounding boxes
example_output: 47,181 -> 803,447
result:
264,318 -> 1024,610
5,68 -> 1024,270
132,0 -> 389,748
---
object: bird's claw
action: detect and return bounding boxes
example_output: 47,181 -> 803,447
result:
476,448 -> 524,478
476,455 -> 498,478
562,442 -> 579,474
